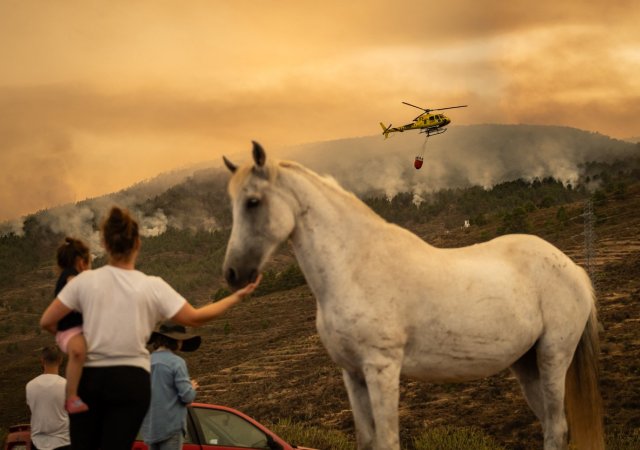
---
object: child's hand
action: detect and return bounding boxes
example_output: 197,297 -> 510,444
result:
236,274 -> 262,298
191,379 -> 199,390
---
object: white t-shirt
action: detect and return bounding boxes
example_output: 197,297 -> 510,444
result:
58,265 -> 186,371
26,374 -> 70,450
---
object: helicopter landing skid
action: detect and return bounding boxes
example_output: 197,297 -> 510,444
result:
420,127 -> 447,137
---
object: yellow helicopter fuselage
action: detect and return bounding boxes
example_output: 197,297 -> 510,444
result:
380,112 -> 451,138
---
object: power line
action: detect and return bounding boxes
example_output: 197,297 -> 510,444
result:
583,199 -> 597,290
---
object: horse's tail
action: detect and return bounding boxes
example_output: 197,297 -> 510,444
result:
565,300 -> 604,450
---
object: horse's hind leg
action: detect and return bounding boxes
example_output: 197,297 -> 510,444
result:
510,345 -> 545,423
342,369 -> 375,450
537,343 -> 574,450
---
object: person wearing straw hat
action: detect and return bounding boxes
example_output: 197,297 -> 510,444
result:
140,321 -> 202,450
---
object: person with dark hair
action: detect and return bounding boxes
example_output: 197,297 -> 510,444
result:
40,206 -> 261,450
26,346 -> 71,450
141,321 -> 201,450
54,237 -> 91,414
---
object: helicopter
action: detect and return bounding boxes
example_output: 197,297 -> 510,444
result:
380,101 -> 468,169
380,101 -> 468,138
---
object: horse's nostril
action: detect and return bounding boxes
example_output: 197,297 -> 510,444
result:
225,268 -> 238,285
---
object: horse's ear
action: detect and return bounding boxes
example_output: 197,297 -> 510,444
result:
252,141 -> 266,167
222,156 -> 237,173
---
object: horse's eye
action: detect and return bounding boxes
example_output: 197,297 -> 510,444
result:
246,197 -> 261,209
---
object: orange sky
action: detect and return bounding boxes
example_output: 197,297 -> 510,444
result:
1,0 -> 639,221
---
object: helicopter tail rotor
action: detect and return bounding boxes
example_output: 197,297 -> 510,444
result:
380,122 -> 392,139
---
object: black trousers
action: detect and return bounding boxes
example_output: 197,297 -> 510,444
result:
69,366 -> 150,450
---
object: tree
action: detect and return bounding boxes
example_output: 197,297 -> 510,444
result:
498,207 -> 529,235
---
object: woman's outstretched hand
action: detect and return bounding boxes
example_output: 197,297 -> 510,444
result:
172,274 -> 264,327
236,274 -> 262,298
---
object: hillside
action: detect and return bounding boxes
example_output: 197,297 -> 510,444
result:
1,127 -> 639,448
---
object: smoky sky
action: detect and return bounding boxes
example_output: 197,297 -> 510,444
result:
0,0 -> 638,221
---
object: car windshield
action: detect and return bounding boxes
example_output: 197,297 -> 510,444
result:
192,407 -> 269,448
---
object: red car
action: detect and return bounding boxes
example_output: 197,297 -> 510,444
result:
133,403 -> 317,450
5,404 -> 317,450
3,424 -> 31,450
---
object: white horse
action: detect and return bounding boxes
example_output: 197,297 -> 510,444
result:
222,142 -> 604,450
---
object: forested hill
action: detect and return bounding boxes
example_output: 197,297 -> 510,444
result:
2,124 -> 638,241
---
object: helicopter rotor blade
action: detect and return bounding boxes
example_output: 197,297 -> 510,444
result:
402,101 -> 430,112
431,105 -> 468,111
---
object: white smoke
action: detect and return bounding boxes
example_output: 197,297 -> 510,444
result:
2,124 -> 637,241
285,125 -> 638,198
38,204 -> 103,258
139,209 -> 168,237
0,163 -> 212,245
15,192 -> 172,257
0,218 -> 25,237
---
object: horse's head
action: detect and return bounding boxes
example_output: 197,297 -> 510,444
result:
222,142 -> 296,290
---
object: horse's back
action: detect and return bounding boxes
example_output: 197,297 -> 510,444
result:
384,233 -> 594,381
444,233 -> 594,323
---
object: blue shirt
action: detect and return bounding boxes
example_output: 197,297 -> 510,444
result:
141,349 -> 196,444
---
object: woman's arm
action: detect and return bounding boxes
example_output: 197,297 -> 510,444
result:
171,276 -> 262,327
40,299 -> 73,334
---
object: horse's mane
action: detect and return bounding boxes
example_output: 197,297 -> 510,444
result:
229,158 -> 383,221
277,160 -> 381,219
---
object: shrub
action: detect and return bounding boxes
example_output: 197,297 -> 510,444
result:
412,426 -> 507,450
212,287 -> 231,301
605,428 -> 640,450
254,264 -> 306,296
556,206 -> 569,227
269,418 -> 355,450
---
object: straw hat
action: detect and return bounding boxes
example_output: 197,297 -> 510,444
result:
149,321 -> 202,352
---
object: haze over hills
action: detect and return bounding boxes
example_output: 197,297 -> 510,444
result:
1,124 -> 637,252
287,125 -> 638,197
2,125 -> 640,227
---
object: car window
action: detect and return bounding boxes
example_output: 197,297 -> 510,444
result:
192,407 -> 269,448
135,424 -> 195,445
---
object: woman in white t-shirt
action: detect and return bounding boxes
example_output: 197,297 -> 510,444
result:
40,206 -> 260,450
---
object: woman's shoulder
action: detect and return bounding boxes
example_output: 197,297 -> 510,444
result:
99,265 -> 150,281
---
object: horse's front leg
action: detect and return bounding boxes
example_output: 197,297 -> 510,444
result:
361,356 -> 403,450
342,369 -> 375,450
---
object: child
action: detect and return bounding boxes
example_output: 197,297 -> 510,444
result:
141,321 -> 201,450
54,237 -> 91,414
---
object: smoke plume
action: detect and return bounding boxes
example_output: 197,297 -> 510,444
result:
2,125 -> 637,241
